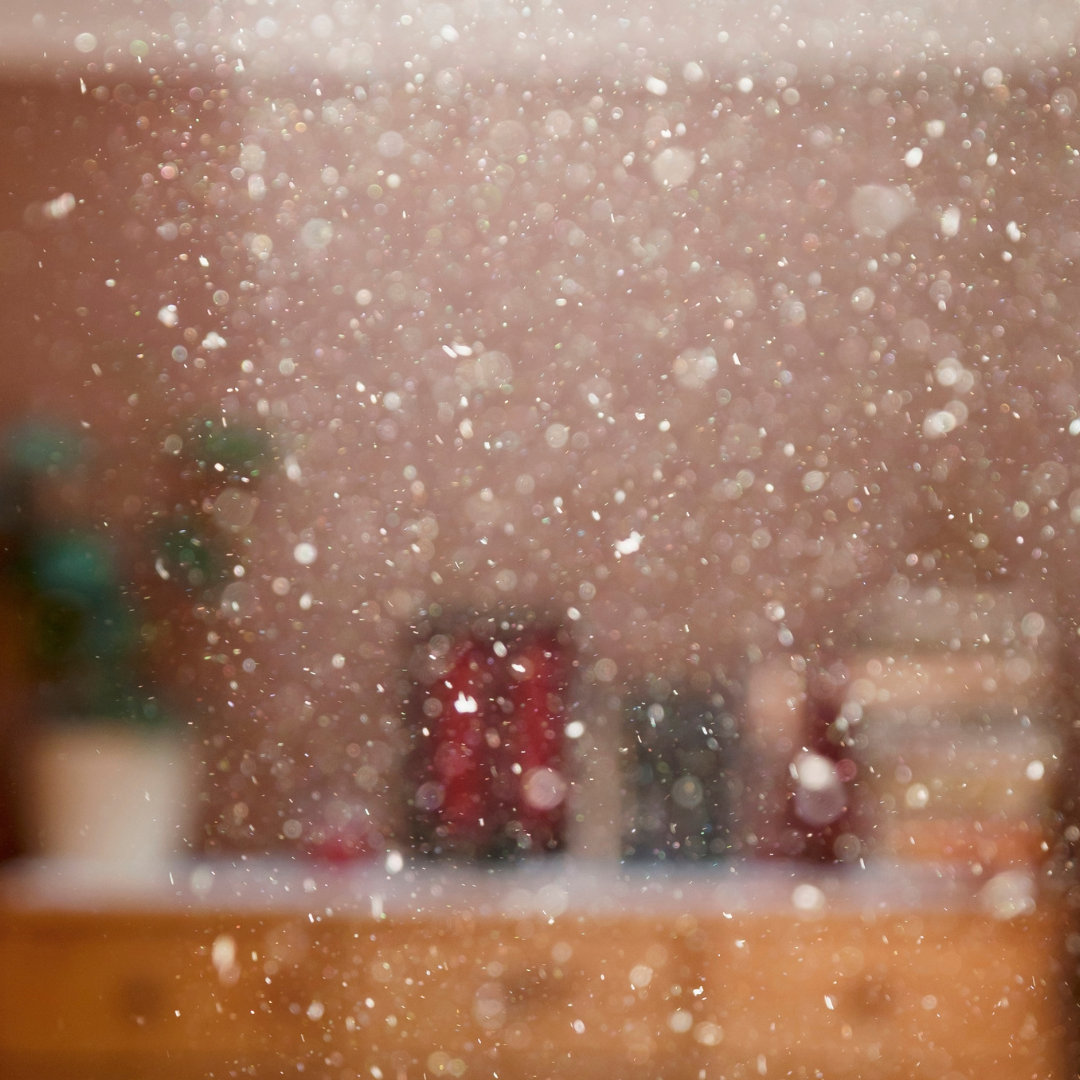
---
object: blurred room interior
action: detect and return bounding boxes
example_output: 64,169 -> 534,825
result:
1,0 -> 1080,1077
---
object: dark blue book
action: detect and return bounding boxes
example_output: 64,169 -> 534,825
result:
622,683 -> 742,862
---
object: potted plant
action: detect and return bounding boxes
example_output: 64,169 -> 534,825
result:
2,421 -> 198,864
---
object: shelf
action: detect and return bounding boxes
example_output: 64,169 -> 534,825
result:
1,858 -> 1069,1080
0,856 -> 1046,917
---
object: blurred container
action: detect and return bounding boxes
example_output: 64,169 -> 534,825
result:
858,717 -> 1055,864
622,682 -> 741,861
409,619 -> 570,859
494,633 -> 570,856
412,640 -> 497,859
838,588 -> 1061,869
27,722 -> 194,862
845,660 -> 1059,868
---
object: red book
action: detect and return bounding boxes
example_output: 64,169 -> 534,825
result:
411,627 -> 569,858
500,636 -> 569,855
415,643 -> 496,857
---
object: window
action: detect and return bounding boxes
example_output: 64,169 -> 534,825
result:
0,5 -> 1076,1078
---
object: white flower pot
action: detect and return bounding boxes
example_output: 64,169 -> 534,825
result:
28,722 -> 194,863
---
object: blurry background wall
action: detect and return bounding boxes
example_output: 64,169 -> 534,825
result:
0,3 -> 1076,869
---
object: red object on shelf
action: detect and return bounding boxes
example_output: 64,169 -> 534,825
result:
422,643 -> 496,854
412,628 -> 569,858
501,636 -> 568,854
306,817 -> 388,862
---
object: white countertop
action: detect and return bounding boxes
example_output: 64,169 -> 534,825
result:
0,856 -> 1043,919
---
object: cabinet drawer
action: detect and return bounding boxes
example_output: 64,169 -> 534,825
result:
692,909 -> 1067,1079
341,916 -> 693,1065
0,915 -> 314,1058
0,907 -> 1069,1080
0,925 -> 195,1055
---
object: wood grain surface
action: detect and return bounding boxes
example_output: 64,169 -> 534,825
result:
0,901 -> 1071,1079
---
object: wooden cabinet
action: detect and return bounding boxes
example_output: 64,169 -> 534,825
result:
0,865 -> 1072,1079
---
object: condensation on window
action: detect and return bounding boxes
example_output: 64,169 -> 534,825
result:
0,5 -> 1078,1078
